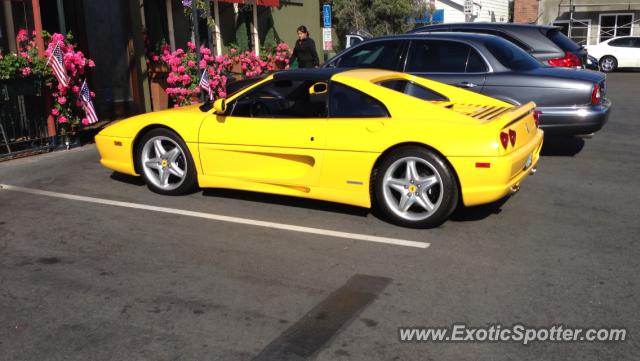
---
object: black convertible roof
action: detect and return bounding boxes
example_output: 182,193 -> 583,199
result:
272,68 -> 346,81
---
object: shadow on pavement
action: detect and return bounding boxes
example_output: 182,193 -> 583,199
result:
201,188 -> 370,217
110,172 -> 146,186
541,136 -> 585,157
449,196 -> 509,222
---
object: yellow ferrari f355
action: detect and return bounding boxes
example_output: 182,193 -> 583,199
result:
96,68 -> 543,228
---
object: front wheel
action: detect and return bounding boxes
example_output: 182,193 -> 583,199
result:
137,128 -> 197,195
599,56 -> 617,73
373,146 -> 458,228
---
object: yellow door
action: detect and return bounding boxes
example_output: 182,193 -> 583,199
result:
198,78 -> 328,191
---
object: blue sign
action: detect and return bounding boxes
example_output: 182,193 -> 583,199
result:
323,4 -> 331,28
410,9 -> 445,24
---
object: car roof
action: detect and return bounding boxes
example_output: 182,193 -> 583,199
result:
358,31 -> 504,43
410,22 -> 557,33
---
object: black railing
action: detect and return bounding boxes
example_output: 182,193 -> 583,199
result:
0,78 -> 61,159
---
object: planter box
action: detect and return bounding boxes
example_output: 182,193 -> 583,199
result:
148,63 -> 169,111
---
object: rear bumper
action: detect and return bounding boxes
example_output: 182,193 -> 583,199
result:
449,129 -> 544,207
537,98 -> 611,135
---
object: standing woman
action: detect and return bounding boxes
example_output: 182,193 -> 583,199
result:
289,25 -> 320,68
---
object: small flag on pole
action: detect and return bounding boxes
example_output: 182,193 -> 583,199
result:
80,80 -> 99,124
47,42 -> 69,88
199,69 -> 212,100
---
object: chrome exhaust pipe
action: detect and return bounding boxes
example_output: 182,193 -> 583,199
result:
509,185 -> 520,194
576,133 -> 594,139
530,166 -> 537,175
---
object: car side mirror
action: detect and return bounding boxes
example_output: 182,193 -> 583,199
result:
309,82 -> 328,95
213,98 -> 227,115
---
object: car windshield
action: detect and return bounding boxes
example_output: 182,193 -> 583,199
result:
226,76 -> 267,98
484,37 -> 541,71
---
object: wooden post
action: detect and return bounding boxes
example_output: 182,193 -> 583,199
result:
252,2 -> 259,55
213,1 -> 222,56
139,0 -> 146,29
166,0 -> 176,51
56,0 -> 66,35
31,0 -> 56,137
2,0 -> 16,53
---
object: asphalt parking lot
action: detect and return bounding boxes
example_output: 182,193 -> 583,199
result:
1,72 -> 639,361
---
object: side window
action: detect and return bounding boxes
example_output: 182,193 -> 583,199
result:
378,79 -> 449,102
406,40 -> 487,73
336,41 -> 403,70
229,79 -> 327,118
609,38 -> 633,47
330,83 -> 389,118
634,38 -> 640,47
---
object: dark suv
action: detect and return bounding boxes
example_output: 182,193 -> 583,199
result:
409,23 -> 595,70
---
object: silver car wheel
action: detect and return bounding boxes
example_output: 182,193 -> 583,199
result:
600,57 -> 616,72
381,156 -> 444,221
141,136 -> 187,191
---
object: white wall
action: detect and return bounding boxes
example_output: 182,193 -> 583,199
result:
435,0 -> 510,23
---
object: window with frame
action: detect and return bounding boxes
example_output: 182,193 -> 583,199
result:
405,40 -> 488,73
600,14 -> 633,43
330,83 -> 389,118
336,41 -> 404,70
377,79 -> 449,102
229,79 -> 328,118
609,37 -> 634,47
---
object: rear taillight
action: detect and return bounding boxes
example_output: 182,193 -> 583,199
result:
533,110 -> 542,128
508,129 -> 517,146
591,84 -> 601,105
500,132 -> 509,149
548,51 -> 582,68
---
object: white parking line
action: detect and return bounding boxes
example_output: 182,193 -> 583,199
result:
0,184 -> 430,249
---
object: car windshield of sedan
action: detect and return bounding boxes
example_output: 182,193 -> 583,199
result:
484,38 -> 541,71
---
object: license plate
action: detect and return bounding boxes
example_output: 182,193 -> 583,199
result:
524,154 -> 533,169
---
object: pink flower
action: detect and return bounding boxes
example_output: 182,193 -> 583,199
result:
218,91 -> 226,98
90,91 -> 95,97
57,115 -> 68,124
152,56 -> 159,62
82,118 -> 90,125
21,67 -> 31,76
72,86 -> 80,93
187,60 -> 195,67
51,108 -> 60,116
230,48 -> 237,54
88,59 -> 96,67
20,52 -> 29,59
17,29 -> 28,42
187,41 -> 196,51
57,97 -> 67,105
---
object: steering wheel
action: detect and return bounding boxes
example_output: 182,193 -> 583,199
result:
250,100 -> 272,117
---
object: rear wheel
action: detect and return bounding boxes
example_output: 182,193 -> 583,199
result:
137,128 -> 197,195
373,146 -> 458,228
599,56 -> 617,72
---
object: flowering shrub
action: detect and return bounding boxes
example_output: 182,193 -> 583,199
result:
0,29 -> 50,80
161,41 -> 231,107
233,50 -> 269,78
143,29 -> 170,66
43,32 -> 96,128
267,42 -> 292,71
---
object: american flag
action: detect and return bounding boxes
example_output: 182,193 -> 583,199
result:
80,80 -> 99,124
47,42 -> 69,88
199,69 -> 212,100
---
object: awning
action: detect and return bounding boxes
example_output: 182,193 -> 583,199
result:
215,0 -> 280,6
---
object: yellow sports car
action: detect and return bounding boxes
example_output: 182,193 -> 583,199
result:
96,68 -> 543,228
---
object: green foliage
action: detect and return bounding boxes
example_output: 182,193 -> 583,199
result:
332,0 -> 421,48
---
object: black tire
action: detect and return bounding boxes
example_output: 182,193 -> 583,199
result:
599,56 -> 617,73
373,146 -> 458,228
136,128 -> 198,195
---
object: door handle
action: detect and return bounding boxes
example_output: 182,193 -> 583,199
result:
456,82 -> 478,88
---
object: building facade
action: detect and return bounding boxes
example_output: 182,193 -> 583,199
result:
538,0 -> 640,45
0,0 -> 322,122
513,0 -> 539,23
432,0 -> 510,23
